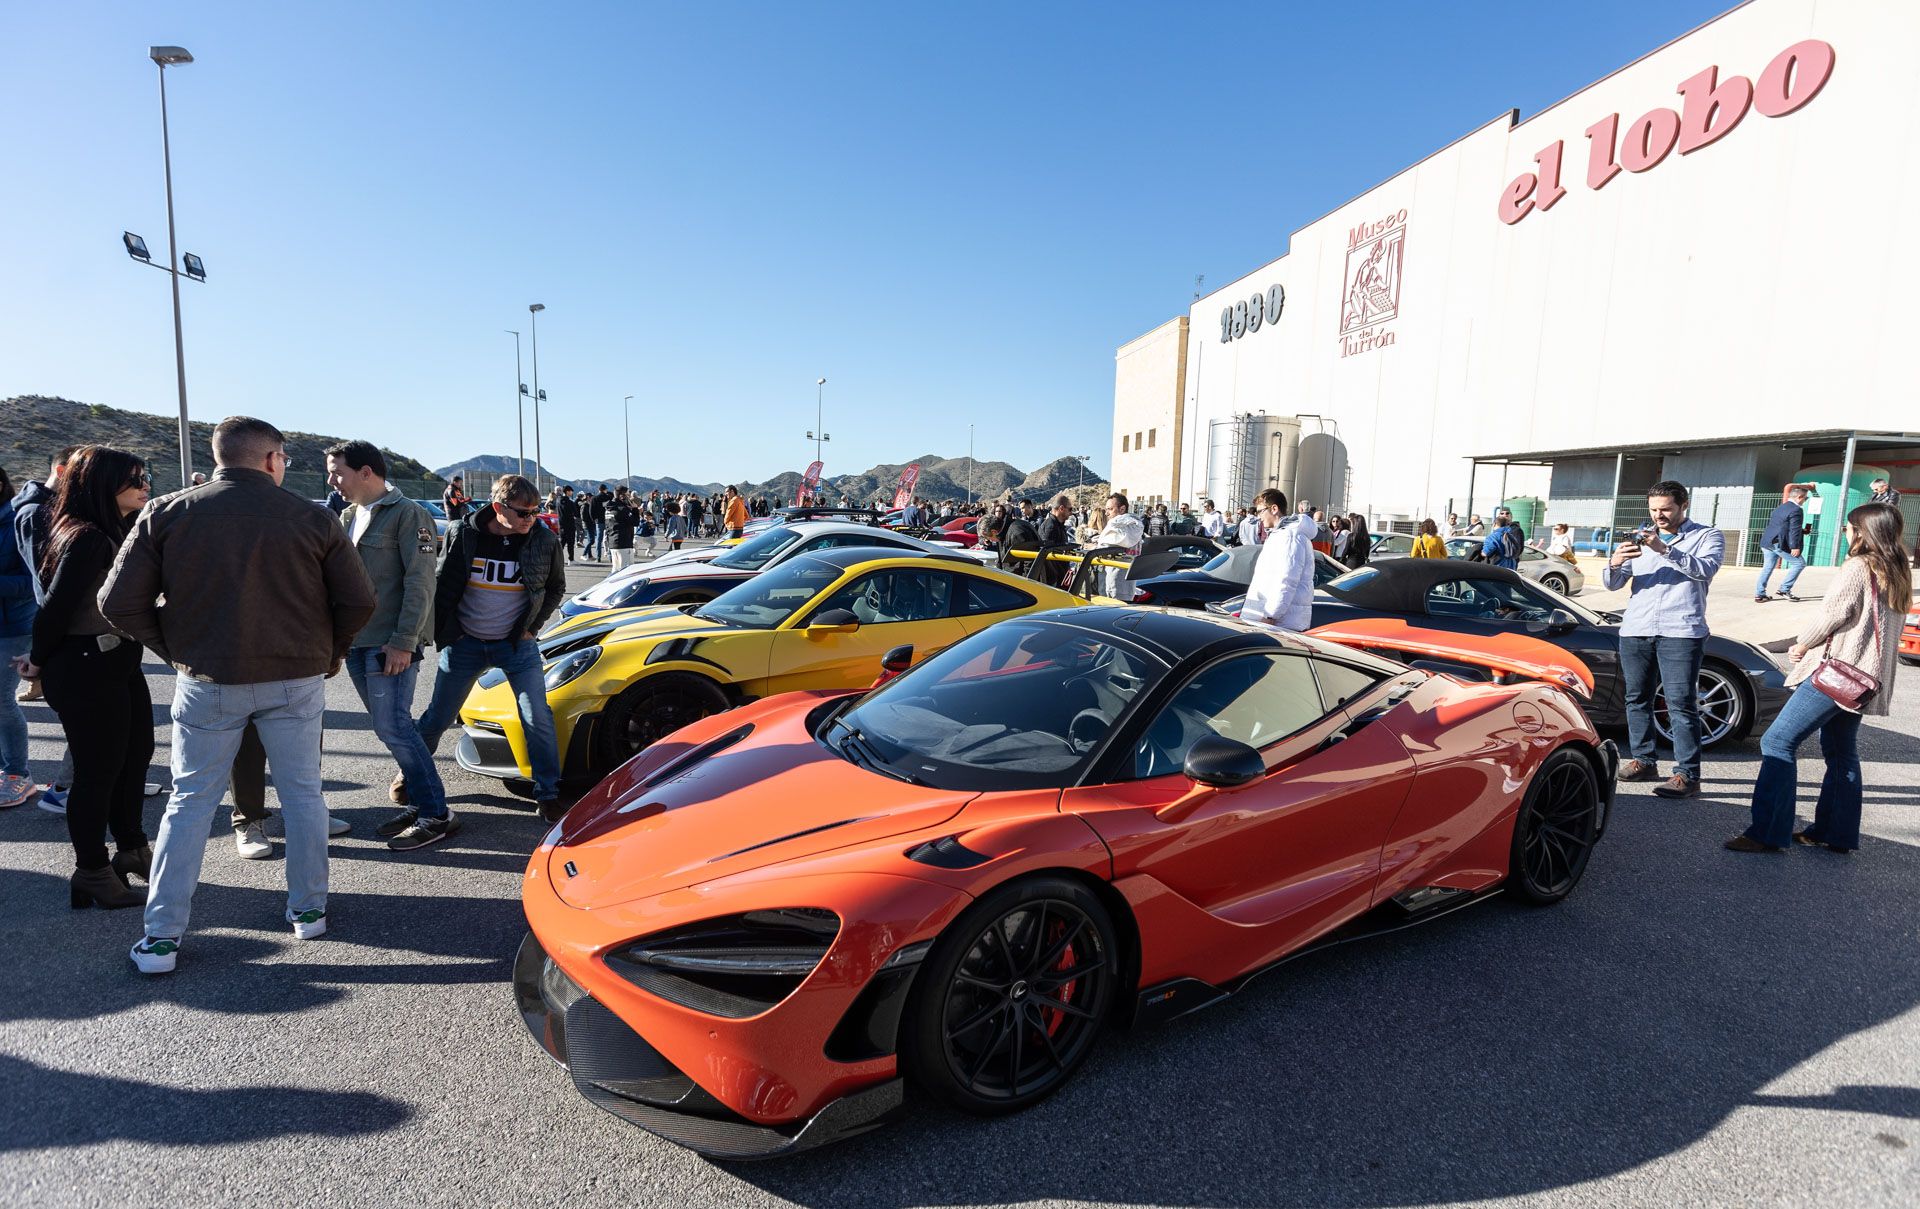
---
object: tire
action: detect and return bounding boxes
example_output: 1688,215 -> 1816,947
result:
592,672 -> 731,772
1653,661 -> 1750,748
901,876 -> 1118,1116
1507,747 -> 1602,905
1539,573 -> 1569,594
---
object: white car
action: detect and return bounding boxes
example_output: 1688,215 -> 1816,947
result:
1368,532 -> 1585,596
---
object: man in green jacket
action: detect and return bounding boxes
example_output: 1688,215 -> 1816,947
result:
325,441 -> 455,851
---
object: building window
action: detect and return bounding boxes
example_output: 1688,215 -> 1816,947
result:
1121,435 -> 1130,453
1136,431 -> 1144,450
1148,428 -> 1157,448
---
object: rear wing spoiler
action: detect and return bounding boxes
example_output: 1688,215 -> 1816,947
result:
1306,618 -> 1594,698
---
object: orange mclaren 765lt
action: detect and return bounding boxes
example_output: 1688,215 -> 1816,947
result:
515,605 -> 1617,1159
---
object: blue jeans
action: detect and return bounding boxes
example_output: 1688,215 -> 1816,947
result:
416,635 -> 559,799
0,632 -> 28,776
345,646 -> 447,818
1745,680 -> 1863,849
1620,635 -> 1705,779
146,676 -> 329,939
1754,546 -> 1805,597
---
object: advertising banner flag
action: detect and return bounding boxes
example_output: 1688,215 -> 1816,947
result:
800,460 -> 824,504
892,463 -> 921,509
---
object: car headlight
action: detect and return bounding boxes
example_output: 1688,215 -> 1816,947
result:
585,578 -> 645,607
606,908 -> 840,1018
543,646 -> 601,691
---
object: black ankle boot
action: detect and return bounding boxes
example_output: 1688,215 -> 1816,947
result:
70,865 -> 144,910
113,844 -> 154,884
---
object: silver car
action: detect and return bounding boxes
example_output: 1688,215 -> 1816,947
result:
1368,532 -> 1585,596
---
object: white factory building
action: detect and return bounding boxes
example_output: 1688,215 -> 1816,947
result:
1110,0 -> 1918,565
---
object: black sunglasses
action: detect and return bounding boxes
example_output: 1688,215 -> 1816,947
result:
500,502 -> 538,520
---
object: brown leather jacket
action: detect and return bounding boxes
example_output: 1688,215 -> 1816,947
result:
99,467 -> 375,683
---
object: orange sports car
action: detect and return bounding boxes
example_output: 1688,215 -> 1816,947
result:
515,606 -> 1616,1158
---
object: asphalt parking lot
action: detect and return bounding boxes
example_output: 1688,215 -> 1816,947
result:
4,551 -> 1917,1209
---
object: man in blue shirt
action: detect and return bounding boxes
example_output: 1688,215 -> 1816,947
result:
1753,485 -> 1810,602
1481,508 -> 1523,569
1603,480 -> 1725,799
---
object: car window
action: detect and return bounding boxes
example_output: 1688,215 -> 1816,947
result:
810,569 -> 953,625
1520,548 -> 1543,562
795,532 -> 904,555
1311,659 -> 1382,710
957,576 -> 1036,616
1375,535 -> 1412,554
1424,577 -> 1555,622
1133,653 -> 1324,779
712,526 -> 806,571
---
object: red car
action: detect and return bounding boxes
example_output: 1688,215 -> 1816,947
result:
515,607 -> 1615,1158
1901,599 -> 1919,664
938,516 -> 981,547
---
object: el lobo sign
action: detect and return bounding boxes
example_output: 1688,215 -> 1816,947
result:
1499,39 -> 1835,225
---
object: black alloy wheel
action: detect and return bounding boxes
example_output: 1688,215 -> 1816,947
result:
902,877 -> 1117,1115
1653,662 -> 1750,748
1508,748 -> 1602,905
593,672 -> 731,771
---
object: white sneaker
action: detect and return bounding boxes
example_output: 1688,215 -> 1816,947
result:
287,907 -> 327,940
327,814 -> 350,837
0,773 -> 35,810
130,935 -> 180,974
235,822 -> 272,859
144,781 -> 163,796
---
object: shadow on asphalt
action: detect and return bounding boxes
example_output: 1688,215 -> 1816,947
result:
0,1054 -> 411,1152
724,790 -> 1920,1207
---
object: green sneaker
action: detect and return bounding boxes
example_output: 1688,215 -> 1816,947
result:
130,935 -> 180,974
286,908 -> 327,940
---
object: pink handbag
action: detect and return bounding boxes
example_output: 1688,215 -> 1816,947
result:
1809,584 -> 1884,710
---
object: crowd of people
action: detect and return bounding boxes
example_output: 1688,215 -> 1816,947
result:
0,429 -> 1908,976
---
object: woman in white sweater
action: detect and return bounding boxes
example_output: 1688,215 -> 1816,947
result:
1728,503 -> 1910,854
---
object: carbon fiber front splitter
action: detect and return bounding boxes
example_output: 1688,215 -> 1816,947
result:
511,932 -> 903,1160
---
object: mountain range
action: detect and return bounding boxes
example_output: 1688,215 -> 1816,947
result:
433,453 -> 1107,505
4,395 -> 440,493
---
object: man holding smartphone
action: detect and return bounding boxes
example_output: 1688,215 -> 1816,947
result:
325,441 -> 447,851
1604,480 -> 1725,799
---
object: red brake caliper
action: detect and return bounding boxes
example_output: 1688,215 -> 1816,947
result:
1042,928 -> 1076,1037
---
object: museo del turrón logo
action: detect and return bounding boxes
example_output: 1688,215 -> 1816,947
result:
1339,209 -> 1406,358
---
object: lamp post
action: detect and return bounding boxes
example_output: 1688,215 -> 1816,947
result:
528,303 -> 546,493
967,424 -> 975,506
142,46 -> 198,487
804,377 -> 830,503
506,330 -> 525,478
1077,455 -> 1093,493
623,395 -> 633,488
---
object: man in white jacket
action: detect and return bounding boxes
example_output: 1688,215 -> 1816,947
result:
1241,489 -> 1316,631
1199,500 -> 1227,541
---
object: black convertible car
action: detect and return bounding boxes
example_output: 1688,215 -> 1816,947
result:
1131,545 -> 1349,609
1219,559 -> 1787,748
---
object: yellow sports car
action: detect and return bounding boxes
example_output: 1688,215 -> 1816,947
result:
454,547 -> 1083,782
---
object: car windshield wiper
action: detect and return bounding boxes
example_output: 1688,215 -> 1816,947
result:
828,719 -> 923,784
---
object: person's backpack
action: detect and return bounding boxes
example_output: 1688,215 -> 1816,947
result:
1498,524 -> 1524,564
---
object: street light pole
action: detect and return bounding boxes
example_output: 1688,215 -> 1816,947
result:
814,377 -> 826,464
152,46 -> 195,487
968,424 -> 974,506
623,395 -> 633,488
506,330 -> 524,478
529,303 -> 546,494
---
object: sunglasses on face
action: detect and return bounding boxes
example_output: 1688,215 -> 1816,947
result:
500,502 -> 538,520
126,471 -> 152,488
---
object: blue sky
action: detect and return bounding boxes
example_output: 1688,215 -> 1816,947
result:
5,1 -> 1730,485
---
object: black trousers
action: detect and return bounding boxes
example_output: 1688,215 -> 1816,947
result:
41,638 -> 153,871
230,721 -> 268,829
560,525 -> 578,561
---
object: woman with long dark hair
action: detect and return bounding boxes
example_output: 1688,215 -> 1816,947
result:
17,446 -> 154,906
1342,513 -> 1372,570
1729,502 -> 1911,854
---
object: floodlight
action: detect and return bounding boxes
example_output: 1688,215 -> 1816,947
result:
124,232 -> 151,261
182,252 -> 205,281
149,46 -> 194,66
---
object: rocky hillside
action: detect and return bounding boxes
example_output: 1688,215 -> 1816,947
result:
3,395 -> 441,493
433,456 -> 725,498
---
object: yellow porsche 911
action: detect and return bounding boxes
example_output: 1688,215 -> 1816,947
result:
454,547 -> 1083,782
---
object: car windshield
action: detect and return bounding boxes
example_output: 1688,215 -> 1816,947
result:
832,620 -> 1169,791
711,526 -> 806,571
693,556 -> 844,629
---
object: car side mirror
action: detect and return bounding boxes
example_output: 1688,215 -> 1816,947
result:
1527,608 -> 1578,637
807,608 -> 861,638
1183,734 -> 1265,787
869,643 -> 914,687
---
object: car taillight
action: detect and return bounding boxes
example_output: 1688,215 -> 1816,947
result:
1131,588 -> 1154,604
607,908 -> 840,1018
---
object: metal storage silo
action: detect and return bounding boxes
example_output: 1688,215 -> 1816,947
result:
1206,413 -> 1299,510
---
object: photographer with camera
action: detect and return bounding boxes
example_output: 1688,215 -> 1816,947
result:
1604,480 -> 1725,799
